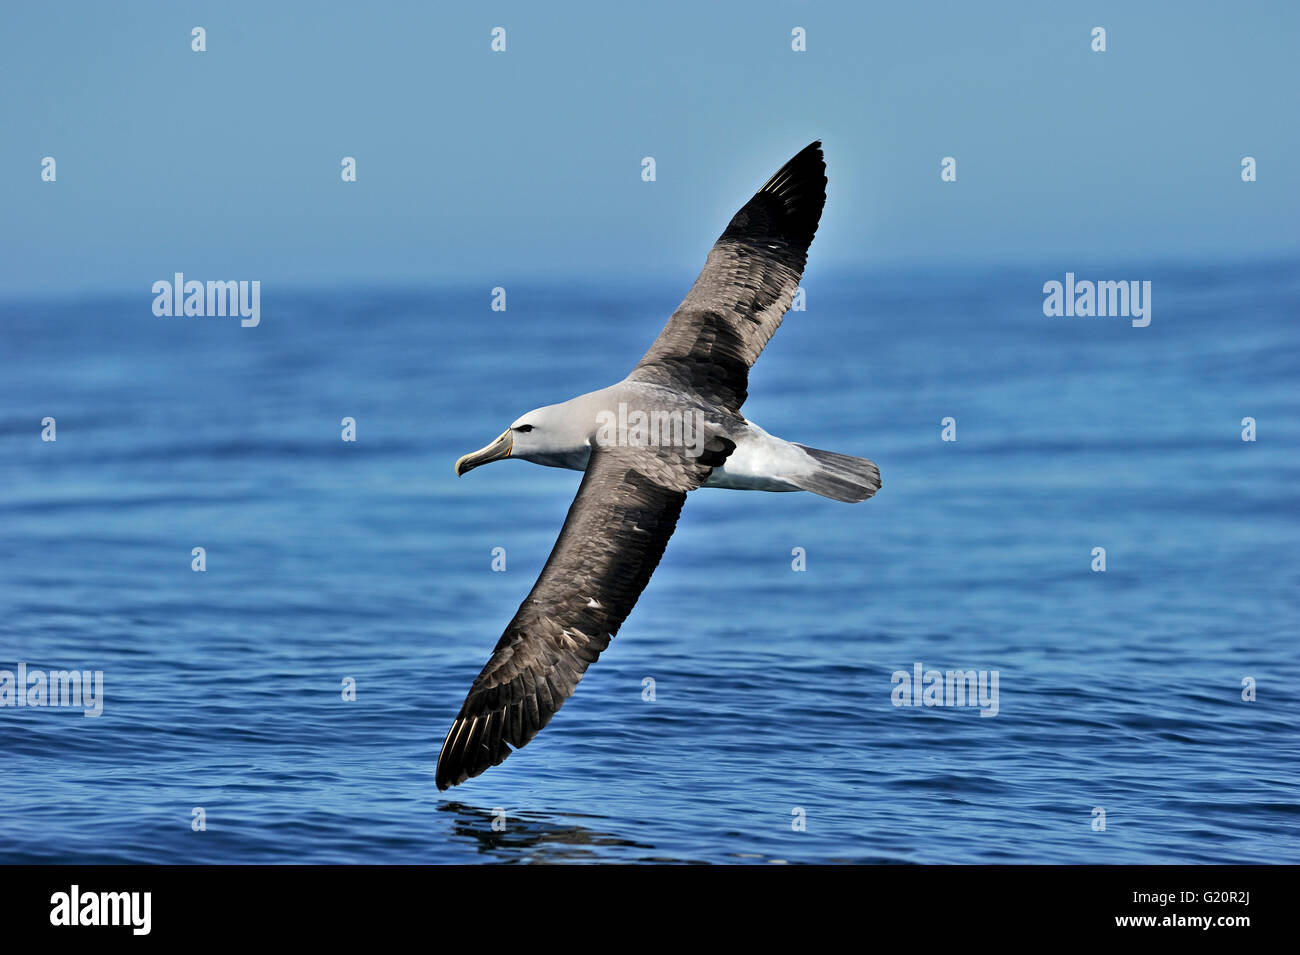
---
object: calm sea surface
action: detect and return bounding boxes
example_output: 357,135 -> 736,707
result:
1,262 -> 1297,863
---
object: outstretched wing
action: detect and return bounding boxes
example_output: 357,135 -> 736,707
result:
628,141 -> 827,413
436,436 -> 734,790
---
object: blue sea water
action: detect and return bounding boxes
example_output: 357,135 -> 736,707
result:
1,262 -> 1297,864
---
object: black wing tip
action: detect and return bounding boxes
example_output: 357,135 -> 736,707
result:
436,714 -> 490,790
789,139 -> 825,168
752,141 -> 827,248
765,139 -> 821,169
436,689 -> 549,790
435,723 -> 518,791
435,720 -> 464,790
763,141 -> 825,188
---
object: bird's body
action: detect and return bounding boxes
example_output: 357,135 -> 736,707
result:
489,379 -> 875,497
437,142 -> 881,789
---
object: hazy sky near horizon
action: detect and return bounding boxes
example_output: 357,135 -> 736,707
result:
2,1 -> 1296,297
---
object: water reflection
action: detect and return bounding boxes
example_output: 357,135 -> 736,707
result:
437,801 -> 693,863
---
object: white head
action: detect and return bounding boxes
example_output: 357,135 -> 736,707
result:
454,399 -> 595,475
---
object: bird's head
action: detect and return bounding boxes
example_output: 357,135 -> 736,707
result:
454,402 -> 590,475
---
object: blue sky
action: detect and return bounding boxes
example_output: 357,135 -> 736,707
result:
2,0 -> 1296,296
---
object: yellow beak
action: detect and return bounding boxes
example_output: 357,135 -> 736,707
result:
454,430 -> 513,476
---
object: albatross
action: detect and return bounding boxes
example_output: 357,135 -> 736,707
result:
437,141 -> 880,789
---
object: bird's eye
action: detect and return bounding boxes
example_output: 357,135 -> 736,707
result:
516,425 -> 533,433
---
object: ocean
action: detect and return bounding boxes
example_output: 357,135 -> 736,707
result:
1,261 -> 1297,863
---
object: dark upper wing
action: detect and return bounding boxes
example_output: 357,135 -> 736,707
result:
436,435 -> 734,790
627,141 -> 827,413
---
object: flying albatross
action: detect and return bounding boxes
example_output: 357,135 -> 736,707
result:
437,141 -> 880,789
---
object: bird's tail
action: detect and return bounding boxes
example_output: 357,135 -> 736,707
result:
789,445 -> 882,503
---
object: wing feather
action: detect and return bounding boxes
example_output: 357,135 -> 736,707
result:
628,141 -> 827,412
436,437 -> 733,789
